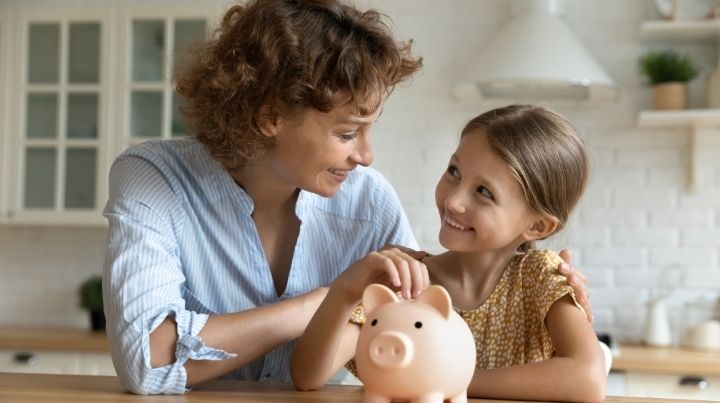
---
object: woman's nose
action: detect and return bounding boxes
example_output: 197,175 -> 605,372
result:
350,136 -> 374,166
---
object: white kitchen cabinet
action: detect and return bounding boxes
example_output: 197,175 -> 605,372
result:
623,371 -> 720,401
0,2 -> 220,225
611,344 -> 720,400
115,6 -> 215,153
6,8 -> 112,225
0,6 -> 10,220
0,349 -> 114,376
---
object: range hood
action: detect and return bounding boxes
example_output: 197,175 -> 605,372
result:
454,0 -> 617,102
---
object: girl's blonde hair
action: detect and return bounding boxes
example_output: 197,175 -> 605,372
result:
461,105 -> 589,251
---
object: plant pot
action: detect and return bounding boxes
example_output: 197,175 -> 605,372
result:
652,81 -> 689,110
89,310 -> 106,331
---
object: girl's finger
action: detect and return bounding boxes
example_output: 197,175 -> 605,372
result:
385,248 -> 415,300
409,259 -> 428,298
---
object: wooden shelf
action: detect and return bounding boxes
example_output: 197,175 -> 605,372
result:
614,343 -> 720,377
638,108 -> 720,127
637,109 -> 720,192
640,19 -> 720,42
0,327 -> 109,352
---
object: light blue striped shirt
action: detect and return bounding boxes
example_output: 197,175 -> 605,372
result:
102,138 -> 417,394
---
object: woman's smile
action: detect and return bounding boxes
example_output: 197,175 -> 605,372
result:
327,167 -> 353,183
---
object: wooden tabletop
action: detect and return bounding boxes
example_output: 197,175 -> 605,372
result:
0,373 -> 711,403
0,326 -> 109,352
613,344 -> 720,376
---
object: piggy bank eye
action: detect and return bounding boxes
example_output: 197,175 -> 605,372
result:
414,321 -> 422,329
371,319 -> 378,326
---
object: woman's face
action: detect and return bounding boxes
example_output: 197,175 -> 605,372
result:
434,129 -> 538,253
267,102 -> 381,197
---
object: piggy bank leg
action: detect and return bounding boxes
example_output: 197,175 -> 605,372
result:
447,392 -> 468,403
411,392 -> 444,403
363,390 -> 392,403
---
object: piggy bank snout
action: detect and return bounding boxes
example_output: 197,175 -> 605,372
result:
368,331 -> 414,369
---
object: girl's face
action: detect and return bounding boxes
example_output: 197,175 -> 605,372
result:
265,102 -> 380,197
434,129 -> 541,253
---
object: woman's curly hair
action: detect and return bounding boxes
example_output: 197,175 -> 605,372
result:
175,0 -> 422,172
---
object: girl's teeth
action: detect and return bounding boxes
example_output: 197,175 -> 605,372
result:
446,216 -> 470,230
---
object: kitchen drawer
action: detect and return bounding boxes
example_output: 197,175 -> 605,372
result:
79,352 -> 115,376
0,349 -> 114,376
625,372 -> 720,401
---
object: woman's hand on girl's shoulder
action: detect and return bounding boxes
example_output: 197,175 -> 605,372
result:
557,249 -> 593,323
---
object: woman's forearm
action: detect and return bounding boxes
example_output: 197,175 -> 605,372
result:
149,287 -> 328,386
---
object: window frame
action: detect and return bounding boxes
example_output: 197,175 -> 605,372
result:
7,6 -> 112,225
0,6 -> 10,222
114,4 -> 220,158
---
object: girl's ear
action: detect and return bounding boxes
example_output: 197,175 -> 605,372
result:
256,104 -> 280,138
524,215 -> 559,241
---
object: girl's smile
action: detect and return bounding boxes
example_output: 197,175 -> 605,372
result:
444,214 -> 474,232
435,129 -> 540,254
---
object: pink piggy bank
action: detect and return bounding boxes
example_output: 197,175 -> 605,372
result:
356,284 -> 476,403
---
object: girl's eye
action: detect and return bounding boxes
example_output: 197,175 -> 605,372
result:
337,132 -> 358,142
446,164 -> 460,178
477,185 -> 494,200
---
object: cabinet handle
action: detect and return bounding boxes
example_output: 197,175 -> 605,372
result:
679,376 -> 709,389
13,352 -> 37,365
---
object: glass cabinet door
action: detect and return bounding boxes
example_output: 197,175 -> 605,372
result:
19,17 -> 104,219
0,12 -> 7,220
123,15 -> 207,147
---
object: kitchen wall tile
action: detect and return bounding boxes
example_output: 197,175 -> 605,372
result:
1,0 -> 718,343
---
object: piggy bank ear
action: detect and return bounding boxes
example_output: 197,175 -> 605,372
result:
416,285 -> 452,319
362,284 -> 400,316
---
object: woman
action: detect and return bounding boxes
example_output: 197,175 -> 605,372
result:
102,0 -> 591,395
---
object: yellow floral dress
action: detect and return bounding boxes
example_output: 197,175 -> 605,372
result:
348,249 -> 583,372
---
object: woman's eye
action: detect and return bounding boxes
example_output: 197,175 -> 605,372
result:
477,185 -> 494,200
337,132 -> 357,142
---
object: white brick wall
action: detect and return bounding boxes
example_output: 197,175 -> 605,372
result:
0,0 -> 718,345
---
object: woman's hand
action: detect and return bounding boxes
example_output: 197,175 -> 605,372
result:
332,247 -> 430,304
558,249 -> 593,323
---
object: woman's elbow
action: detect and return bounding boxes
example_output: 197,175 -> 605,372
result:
116,367 -> 153,395
118,369 -> 186,395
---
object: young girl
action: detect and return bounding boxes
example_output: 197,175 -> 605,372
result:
291,105 -> 607,402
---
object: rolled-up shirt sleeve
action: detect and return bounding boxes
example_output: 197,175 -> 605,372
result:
103,155 -> 234,395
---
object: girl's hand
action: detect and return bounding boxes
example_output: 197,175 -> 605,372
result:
333,247 -> 430,304
558,249 -> 593,323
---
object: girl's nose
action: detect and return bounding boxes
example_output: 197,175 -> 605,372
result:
444,189 -> 467,214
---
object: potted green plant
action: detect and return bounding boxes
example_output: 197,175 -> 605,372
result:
79,275 -> 105,331
638,50 -> 699,110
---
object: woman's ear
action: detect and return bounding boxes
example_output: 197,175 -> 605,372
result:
523,215 -> 559,241
256,104 -> 280,138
